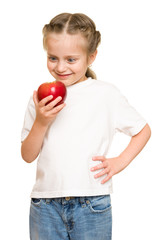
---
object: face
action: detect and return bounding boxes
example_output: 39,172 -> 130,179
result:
46,32 -> 96,87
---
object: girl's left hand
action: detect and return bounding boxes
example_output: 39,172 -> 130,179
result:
90,156 -> 125,184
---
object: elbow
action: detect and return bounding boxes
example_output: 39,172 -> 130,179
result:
21,145 -> 36,164
21,152 -> 34,164
146,123 -> 151,140
22,157 -> 34,164
140,123 -> 151,145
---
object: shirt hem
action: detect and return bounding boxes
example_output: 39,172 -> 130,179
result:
30,189 -> 113,198
131,121 -> 147,136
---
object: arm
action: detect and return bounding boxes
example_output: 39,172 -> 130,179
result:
21,120 -> 48,163
91,123 -> 151,183
21,91 -> 66,163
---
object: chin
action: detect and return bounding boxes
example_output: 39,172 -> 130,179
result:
57,79 -> 70,87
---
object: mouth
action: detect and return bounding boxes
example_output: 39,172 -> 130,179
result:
56,73 -> 73,79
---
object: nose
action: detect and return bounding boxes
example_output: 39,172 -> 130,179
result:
56,61 -> 67,73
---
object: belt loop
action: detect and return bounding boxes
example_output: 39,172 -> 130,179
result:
62,197 -> 65,205
46,198 -> 51,204
79,197 -> 85,204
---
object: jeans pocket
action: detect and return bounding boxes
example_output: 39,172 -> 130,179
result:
86,195 -> 111,213
31,198 -> 41,207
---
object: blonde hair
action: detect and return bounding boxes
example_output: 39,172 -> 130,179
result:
42,13 -> 101,79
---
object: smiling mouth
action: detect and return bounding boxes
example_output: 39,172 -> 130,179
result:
57,73 -> 72,76
56,73 -> 73,79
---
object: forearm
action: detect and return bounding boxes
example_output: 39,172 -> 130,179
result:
21,92 -> 66,163
91,123 -> 151,183
118,123 -> 151,170
21,120 -> 48,163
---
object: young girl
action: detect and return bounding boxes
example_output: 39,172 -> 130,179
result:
21,13 -> 151,240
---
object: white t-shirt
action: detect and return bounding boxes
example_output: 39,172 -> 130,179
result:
21,78 -> 147,198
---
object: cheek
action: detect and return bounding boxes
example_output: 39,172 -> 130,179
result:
47,61 -> 54,71
74,61 -> 88,73
47,60 -> 50,69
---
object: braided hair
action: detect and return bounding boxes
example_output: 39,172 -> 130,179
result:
43,13 -> 101,79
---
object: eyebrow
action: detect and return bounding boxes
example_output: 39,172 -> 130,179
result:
47,53 -> 80,58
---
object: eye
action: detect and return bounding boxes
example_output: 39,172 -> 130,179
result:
49,56 -> 57,61
67,58 -> 76,63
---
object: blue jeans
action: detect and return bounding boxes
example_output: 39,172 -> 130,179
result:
30,195 -> 112,240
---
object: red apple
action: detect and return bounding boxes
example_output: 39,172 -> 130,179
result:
37,81 -> 67,106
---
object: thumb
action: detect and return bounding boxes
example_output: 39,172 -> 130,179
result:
33,90 -> 39,106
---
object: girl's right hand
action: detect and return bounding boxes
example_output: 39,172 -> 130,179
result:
33,90 -> 66,127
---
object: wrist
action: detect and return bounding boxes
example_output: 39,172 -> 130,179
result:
118,143 -> 136,171
34,118 -> 49,132
118,153 -> 131,170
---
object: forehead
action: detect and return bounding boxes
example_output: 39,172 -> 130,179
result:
46,32 -> 87,55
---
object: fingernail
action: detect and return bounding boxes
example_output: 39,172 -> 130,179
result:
91,167 -> 94,171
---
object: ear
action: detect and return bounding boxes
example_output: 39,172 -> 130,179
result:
88,50 -> 98,65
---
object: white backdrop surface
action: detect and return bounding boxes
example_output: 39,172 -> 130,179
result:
0,0 -> 158,239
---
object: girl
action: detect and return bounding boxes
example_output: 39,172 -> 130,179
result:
21,13 -> 151,240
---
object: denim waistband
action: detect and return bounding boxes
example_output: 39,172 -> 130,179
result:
41,197 -> 85,205
37,195 -> 109,205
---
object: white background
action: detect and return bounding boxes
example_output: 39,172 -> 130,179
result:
0,0 -> 158,239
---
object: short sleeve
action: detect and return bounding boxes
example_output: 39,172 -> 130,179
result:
114,90 -> 147,136
21,96 -> 36,142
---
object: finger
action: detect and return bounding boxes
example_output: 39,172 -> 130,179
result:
94,168 -> 110,179
33,91 -> 39,106
91,163 -> 105,171
92,156 -> 105,161
101,172 -> 113,184
49,102 -> 66,115
39,95 -> 53,107
45,96 -> 62,110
